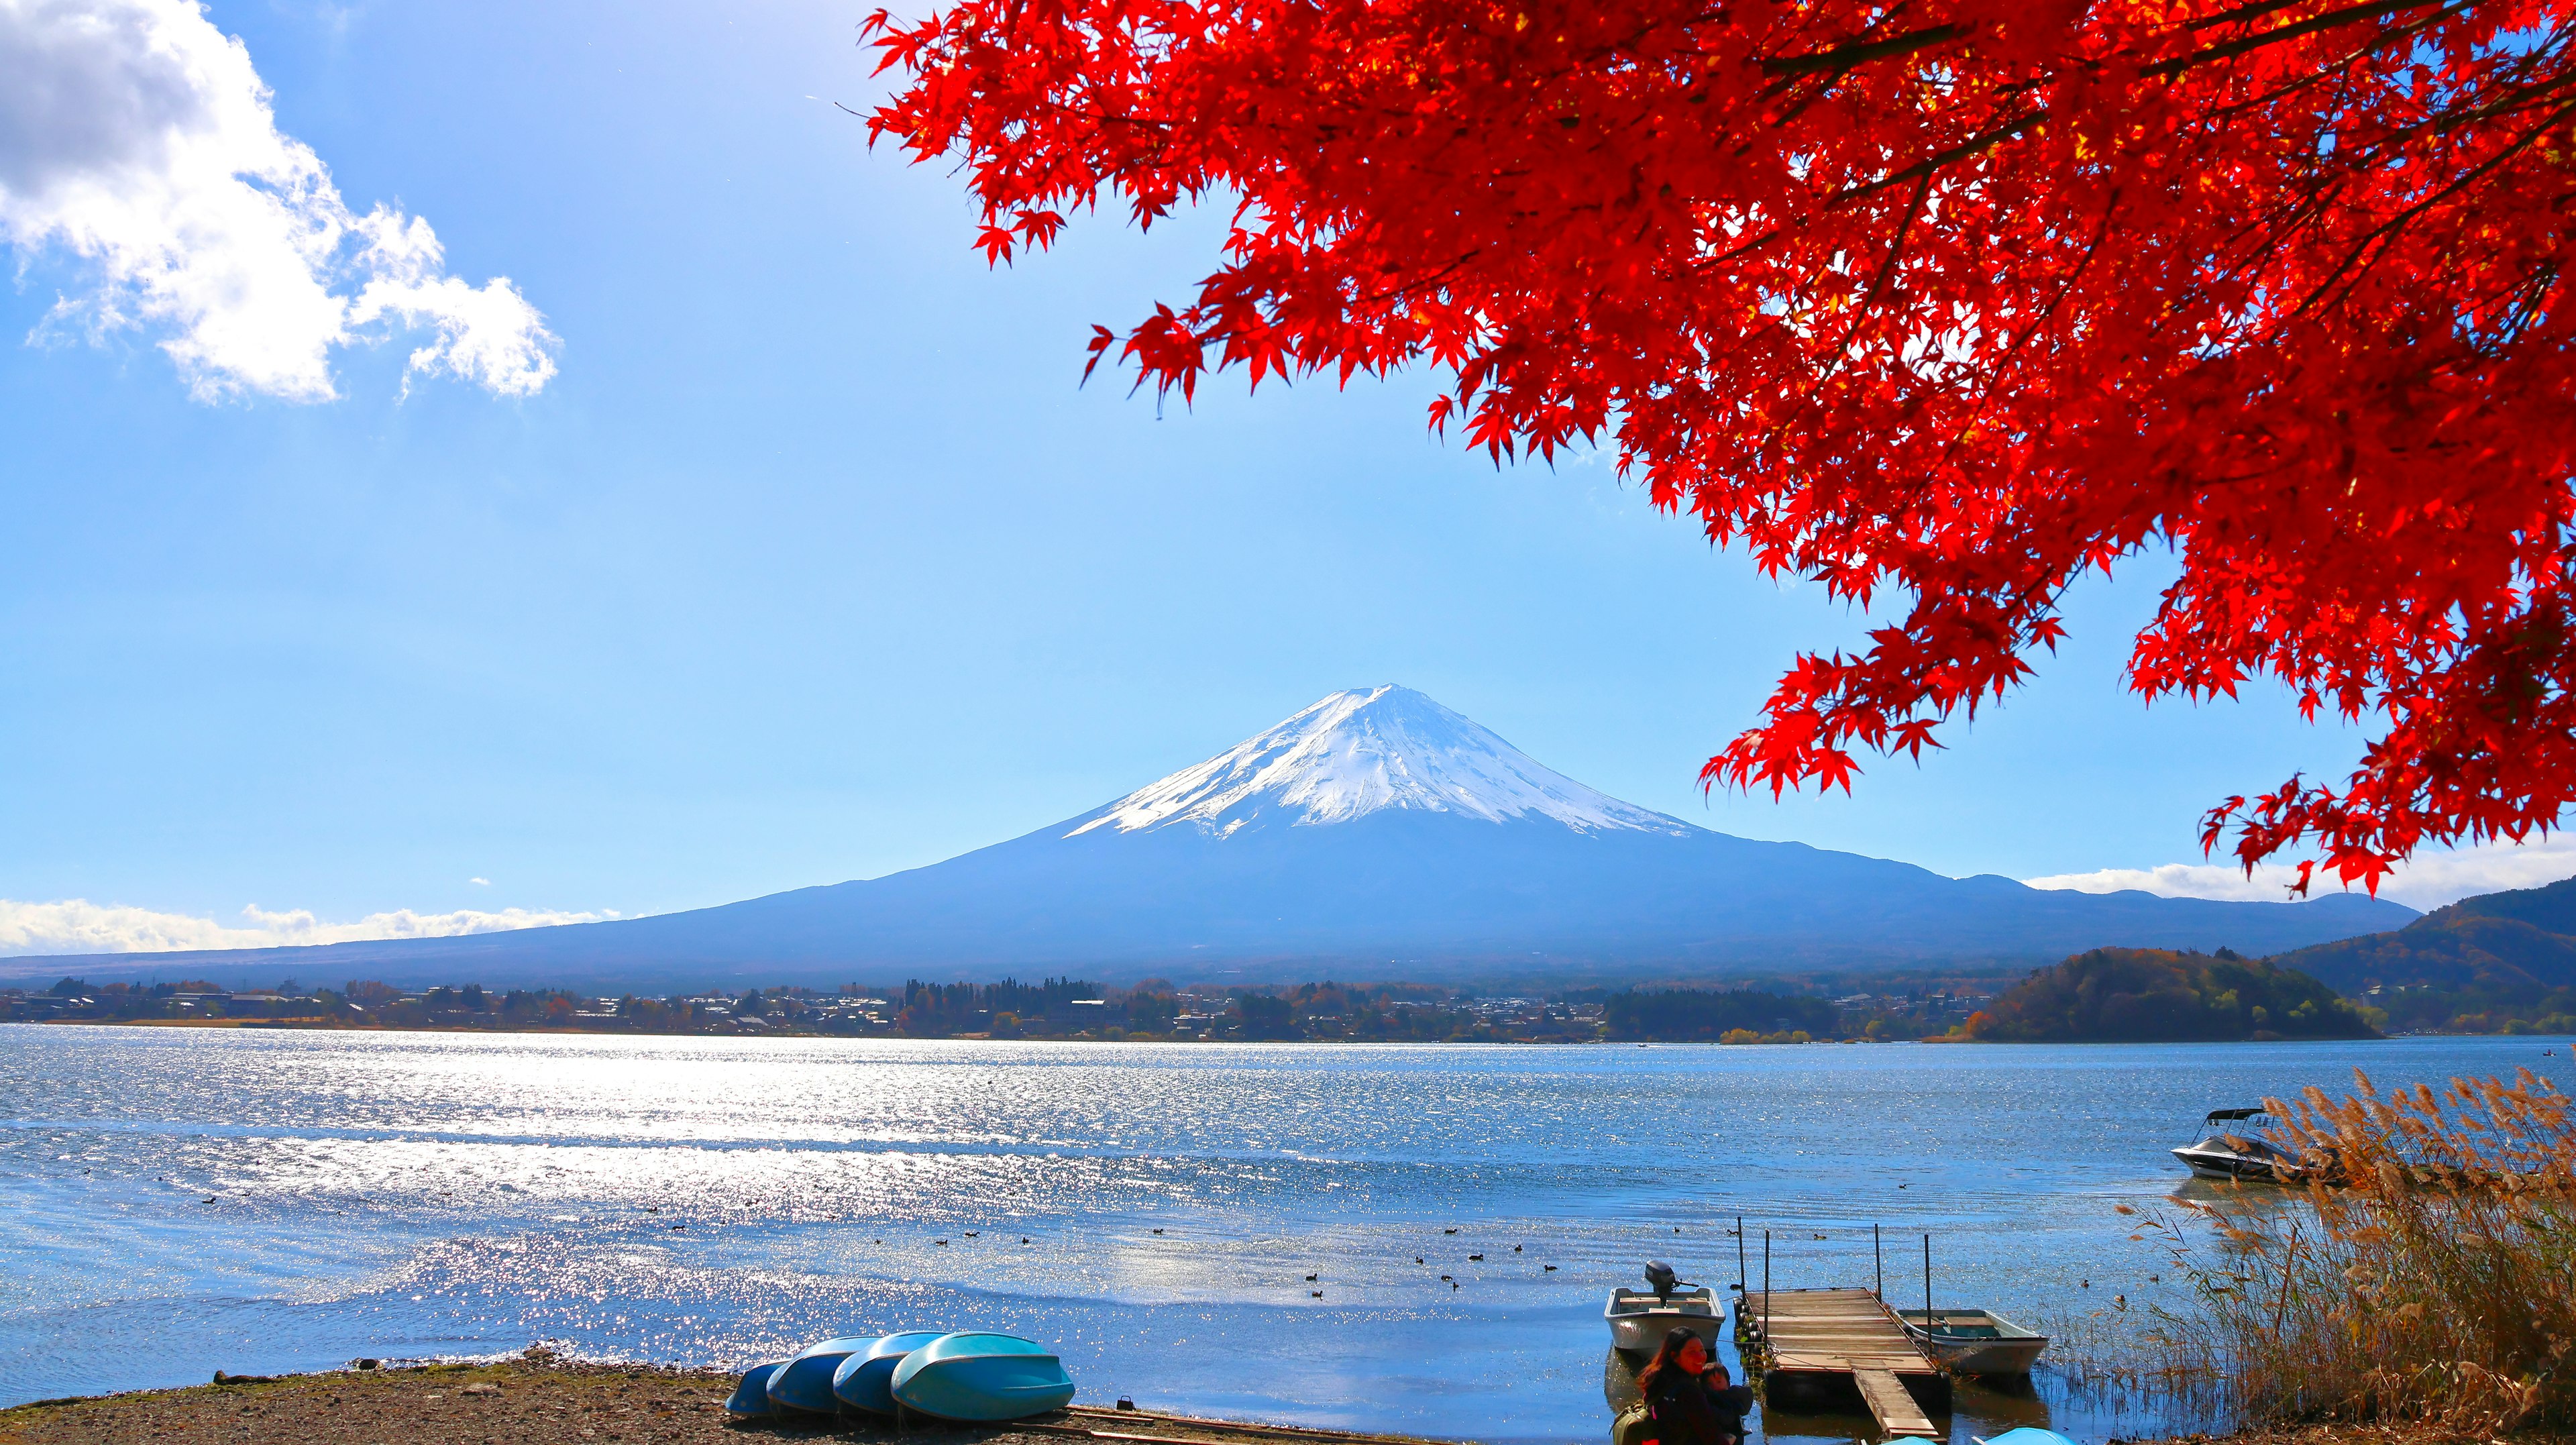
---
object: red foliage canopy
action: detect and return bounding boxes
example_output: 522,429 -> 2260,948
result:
861,0 -> 2576,891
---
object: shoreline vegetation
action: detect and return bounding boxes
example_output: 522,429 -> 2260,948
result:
1,974 -> 1971,1044
3,955 -> 2563,1044
2072,1070 -> 2575,1438
7,952 -> 2563,1044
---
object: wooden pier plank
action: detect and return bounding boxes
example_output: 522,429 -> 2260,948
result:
1743,1288 -> 1945,1438
1853,1371 -> 1938,1439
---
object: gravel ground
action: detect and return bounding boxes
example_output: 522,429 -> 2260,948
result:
0,1358 -> 1067,1445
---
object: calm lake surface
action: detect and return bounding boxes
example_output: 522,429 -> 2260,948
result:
3,1027 -> 2568,1442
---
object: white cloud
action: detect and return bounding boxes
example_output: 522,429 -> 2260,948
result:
2024,837 -> 2576,912
0,898 -> 615,955
0,0 -> 555,400
468,876 -> 490,886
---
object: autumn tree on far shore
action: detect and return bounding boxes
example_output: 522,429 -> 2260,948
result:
861,0 -> 2576,891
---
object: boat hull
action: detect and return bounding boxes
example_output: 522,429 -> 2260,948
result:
724,1362 -> 788,1417
1896,1309 -> 2048,1377
890,1332 -> 1077,1422
2171,1144 -> 2305,1183
1605,1287 -> 1721,1352
833,1331 -> 947,1415
768,1337 -> 875,1414
1980,1429 -> 2080,1445
835,1329 -> 948,1411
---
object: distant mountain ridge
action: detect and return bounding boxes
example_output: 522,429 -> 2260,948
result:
3,686 -> 2416,990
2265,874 -> 2576,1031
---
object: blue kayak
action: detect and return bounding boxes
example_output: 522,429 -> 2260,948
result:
767,1337 -> 878,1415
1978,1430 -> 2080,1445
890,1332 -> 1076,1422
724,1361 -> 790,1417
832,1331 -> 947,1415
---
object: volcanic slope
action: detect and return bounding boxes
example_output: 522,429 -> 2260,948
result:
12,686 -> 2414,988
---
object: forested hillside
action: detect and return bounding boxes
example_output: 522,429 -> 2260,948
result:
1968,948 -> 2375,1042
2267,877 -> 2576,1033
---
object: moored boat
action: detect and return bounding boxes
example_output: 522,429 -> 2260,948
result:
724,1361 -> 789,1417
2171,1108 -> 2310,1183
1604,1261 -> 1721,1352
767,1336 -> 876,1414
1895,1307 -> 2049,1376
833,1330 -> 947,1415
890,1332 -> 1077,1422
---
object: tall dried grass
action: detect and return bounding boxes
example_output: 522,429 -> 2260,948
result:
2127,1069 -> 2576,1436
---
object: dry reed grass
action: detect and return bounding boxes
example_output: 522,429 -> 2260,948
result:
2118,1069 -> 2576,1436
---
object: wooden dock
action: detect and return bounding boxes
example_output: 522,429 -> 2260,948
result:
1739,1288 -> 1945,1440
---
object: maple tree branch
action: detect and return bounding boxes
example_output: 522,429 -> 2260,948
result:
2288,97 -> 2576,321
2192,0 -> 2479,125
2366,54 -> 2576,148
1760,21 -> 1971,77
1828,108 -> 2046,208
2182,0 -> 2351,33
2143,0 -> 2450,78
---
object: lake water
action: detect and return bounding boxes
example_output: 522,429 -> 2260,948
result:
2,1026 -> 2567,1442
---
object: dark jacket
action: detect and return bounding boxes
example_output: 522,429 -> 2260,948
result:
1644,1369 -> 1754,1445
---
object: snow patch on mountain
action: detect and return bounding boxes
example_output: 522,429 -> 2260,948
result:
1069,685 -> 1695,838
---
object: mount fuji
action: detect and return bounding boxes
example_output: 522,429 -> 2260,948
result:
13,686 -> 2414,987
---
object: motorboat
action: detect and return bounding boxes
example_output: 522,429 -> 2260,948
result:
1896,1307 -> 2049,1376
1975,1431 -> 2078,1445
833,1330 -> 947,1414
1604,1261 -> 1721,1352
767,1336 -> 876,1414
723,1360 -> 789,1417
2171,1107 -> 2310,1182
889,1332 -> 1077,1421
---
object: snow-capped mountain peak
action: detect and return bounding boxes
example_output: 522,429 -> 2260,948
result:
1067,686 -> 1693,839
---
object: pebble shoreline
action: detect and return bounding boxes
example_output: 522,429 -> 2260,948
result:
0,1358 -> 1065,1445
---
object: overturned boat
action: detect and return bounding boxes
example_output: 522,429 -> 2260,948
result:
890,1332 -> 1077,1422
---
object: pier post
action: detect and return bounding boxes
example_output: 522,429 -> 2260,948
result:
1921,1234 -> 1931,1319
1762,1230 -> 1771,1338
1874,1223 -> 1882,1299
1735,1215 -> 1746,1291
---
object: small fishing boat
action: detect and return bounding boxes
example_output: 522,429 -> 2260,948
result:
890,1332 -> 1077,1422
767,1336 -> 877,1414
833,1330 -> 948,1414
1604,1261 -> 1721,1352
1896,1307 -> 2049,1376
724,1361 -> 789,1417
2171,1108 -> 2310,1183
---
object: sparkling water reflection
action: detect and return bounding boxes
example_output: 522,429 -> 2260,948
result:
1,1026 -> 2565,1442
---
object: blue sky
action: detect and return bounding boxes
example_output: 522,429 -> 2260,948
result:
1,0 -> 2559,953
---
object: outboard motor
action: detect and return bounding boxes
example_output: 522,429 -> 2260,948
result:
1644,1260 -> 1680,1301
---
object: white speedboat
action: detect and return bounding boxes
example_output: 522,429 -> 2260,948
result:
2171,1107 -> 2310,1182
1896,1307 -> 2049,1376
1604,1261 -> 1721,1352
